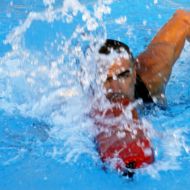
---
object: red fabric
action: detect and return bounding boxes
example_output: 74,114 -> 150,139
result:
91,97 -> 155,170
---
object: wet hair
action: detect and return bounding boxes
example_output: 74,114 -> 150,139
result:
99,39 -> 135,67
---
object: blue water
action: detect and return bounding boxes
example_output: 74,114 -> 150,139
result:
1,0 -> 190,189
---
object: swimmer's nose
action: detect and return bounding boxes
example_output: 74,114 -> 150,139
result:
111,80 -> 120,94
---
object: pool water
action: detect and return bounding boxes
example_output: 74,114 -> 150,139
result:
1,0 -> 190,189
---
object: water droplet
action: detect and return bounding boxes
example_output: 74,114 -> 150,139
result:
75,45 -> 81,52
66,15 -> 73,23
143,20 -> 147,26
153,97 -> 157,103
138,99 -> 143,104
6,13 -> 11,18
113,74 -> 117,80
73,32 -> 78,38
115,16 -> 127,24
144,148 -> 152,156
12,45 -> 17,50
133,129 -> 137,135
73,10 -> 77,16
108,89 -> 113,93
82,14 -> 87,21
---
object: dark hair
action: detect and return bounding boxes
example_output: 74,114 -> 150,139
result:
99,39 -> 135,66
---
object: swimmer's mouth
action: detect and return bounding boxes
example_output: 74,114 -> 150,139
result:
109,94 -> 127,101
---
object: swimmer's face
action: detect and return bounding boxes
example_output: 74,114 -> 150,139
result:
104,57 -> 136,101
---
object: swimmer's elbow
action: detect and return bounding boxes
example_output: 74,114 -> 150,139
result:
173,9 -> 186,16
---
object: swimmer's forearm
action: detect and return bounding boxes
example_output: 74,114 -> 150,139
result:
148,9 -> 190,63
135,10 -> 190,99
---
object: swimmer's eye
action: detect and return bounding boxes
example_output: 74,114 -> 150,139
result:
119,73 -> 129,79
123,73 -> 129,78
118,70 -> 130,79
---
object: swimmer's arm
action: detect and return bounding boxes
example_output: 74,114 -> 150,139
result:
135,9 -> 190,99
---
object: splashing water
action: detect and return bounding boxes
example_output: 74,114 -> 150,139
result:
0,0 -> 190,184
0,0 -> 122,168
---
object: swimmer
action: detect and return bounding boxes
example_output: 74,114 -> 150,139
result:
100,9 -> 190,103
94,9 -> 190,175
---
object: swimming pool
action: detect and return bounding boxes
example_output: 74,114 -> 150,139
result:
1,0 -> 190,189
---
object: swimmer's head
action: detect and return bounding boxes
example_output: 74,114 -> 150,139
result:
99,39 -> 135,65
99,39 -> 136,101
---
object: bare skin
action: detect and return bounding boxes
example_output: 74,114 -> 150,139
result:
136,9 -> 190,100
104,58 -> 136,101
104,9 -> 190,102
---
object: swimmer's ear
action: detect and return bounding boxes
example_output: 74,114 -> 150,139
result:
133,66 -> 136,84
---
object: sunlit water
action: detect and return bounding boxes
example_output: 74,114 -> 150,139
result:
1,0 -> 190,189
